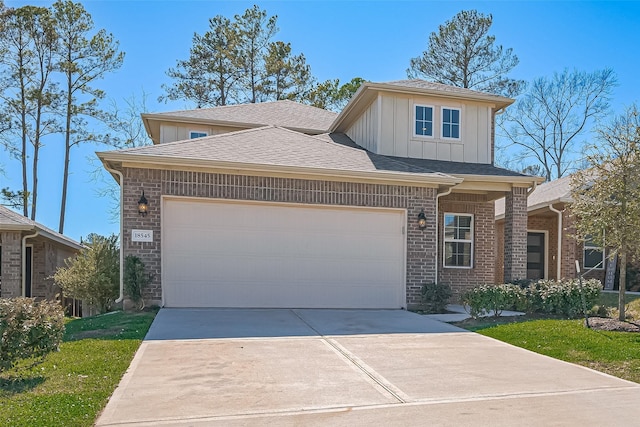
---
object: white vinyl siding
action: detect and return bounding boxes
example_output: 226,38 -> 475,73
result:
162,199 -> 406,308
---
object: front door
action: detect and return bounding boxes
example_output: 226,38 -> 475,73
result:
527,232 -> 545,280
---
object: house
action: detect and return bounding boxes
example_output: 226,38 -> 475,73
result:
0,206 -> 82,303
98,80 -> 542,309
495,175 -> 607,284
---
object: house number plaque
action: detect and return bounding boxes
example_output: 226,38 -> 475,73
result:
132,229 -> 153,243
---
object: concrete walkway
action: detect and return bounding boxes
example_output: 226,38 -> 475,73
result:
96,309 -> 640,426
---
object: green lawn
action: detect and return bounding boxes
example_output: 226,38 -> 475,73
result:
598,291 -> 640,308
472,319 -> 640,384
0,310 -> 157,427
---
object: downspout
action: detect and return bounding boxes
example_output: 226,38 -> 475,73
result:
22,230 -> 39,297
434,187 -> 454,285
548,204 -> 563,280
104,163 -> 124,304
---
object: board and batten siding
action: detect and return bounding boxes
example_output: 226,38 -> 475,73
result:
347,93 -> 493,164
159,123 -> 241,143
345,97 -> 378,153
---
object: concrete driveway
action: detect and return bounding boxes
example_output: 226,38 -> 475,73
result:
97,309 -> 640,426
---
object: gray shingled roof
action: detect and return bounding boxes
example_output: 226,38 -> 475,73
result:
148,100 -> 337,133
101,126 -> 459,183
382,80 -> 513,104
495,174 -> 572,217
0,206 -> 82,249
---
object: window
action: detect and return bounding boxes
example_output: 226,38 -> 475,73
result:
583,235 -> 605,270
443,213 -> 473,268
442,107 -> 461,139
414,105 -> 434,137
189,131 -> 208,139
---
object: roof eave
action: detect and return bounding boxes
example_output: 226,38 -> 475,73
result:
97,151 -> 463,187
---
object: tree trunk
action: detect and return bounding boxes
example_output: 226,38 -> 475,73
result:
619,251 -> 626,321
59,63 -> 73,234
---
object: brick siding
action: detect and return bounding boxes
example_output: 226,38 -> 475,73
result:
503,187 -> 528,282
122,167 -> 481,308
0,232 -> 22,298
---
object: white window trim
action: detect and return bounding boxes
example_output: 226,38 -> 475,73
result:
441,106 -> 462,141
189,130 -> 208,139
443,212 -> 473,269
413,104 -> 435,139
583,237 -> 605,270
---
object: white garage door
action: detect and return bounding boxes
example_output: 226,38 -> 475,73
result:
162,199 -> 406,308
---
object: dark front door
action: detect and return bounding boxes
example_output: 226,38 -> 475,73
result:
527,232 -> 545,280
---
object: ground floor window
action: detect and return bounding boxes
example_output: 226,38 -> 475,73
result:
443,213 -> 473,268
583,235 -> 605,269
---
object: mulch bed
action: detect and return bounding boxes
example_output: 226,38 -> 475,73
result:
587,317 -> 640,332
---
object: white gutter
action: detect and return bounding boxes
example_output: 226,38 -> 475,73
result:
434,187 -> 454,284
548,204 -> 563,280
104,163 -> 125,304
22,230 -> 39,296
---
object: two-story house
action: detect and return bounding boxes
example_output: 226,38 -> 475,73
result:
98,80 -> 542,309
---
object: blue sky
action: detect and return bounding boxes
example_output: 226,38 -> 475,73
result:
2,0 -> 639,242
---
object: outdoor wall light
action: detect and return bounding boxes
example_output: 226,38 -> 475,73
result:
137,191 -> 149,216
417,209 -> 427,229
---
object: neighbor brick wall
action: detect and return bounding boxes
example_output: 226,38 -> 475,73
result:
438,193 -> 496,301
0,231 -> 22,298
122,167 -> 444,308
503,187 -> 528,282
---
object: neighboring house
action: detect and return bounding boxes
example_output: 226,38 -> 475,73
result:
0,206 -> 82,301
98,80 -> 542,309
495,175 -> 607,284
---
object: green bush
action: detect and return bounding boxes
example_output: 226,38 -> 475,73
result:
0,298 -> 65,372
462,284 -> 526,318
53,233 -> 120,313
528,279 -> 601,318
419,282 -> 452,313
124,255 -> 152,310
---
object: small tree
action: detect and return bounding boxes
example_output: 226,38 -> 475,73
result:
570,105 -> 640,320
53,233 -> 119,313
124,255 -> 151,310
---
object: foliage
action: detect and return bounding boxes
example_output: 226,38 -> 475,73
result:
53,233 -> 120,314
462,284 -> 526,318
407,10 -> 523,96
500,68 -> 616,181
570,104 -> 640,320
123,256 -> 151,310
0,310 -> 156,426
0,298 -> 64,373
306,77 -> 366,112
463,279 -> 601,319
528,279 -> 601,318
474,319 -> 640,384
418,282 -> 452,313
162,5 -> 314,107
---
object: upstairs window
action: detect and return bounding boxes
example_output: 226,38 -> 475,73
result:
442,107 -> 461,139
444,213 -> 473,268
414,105 -> 434,137
189,131 -> 208,139
583,235 -> 605,270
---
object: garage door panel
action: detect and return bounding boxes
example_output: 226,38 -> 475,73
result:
163,200 -> 405,308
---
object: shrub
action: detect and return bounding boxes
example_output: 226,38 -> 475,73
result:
529,279 -> 601,318
419,282 -> 452,313
462,284 -> 526,319
53,233 -> 120,314
124,255 -> 152,310
0,298 -> 65,372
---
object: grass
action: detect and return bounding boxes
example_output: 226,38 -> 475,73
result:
461,317 -> 640,384
597,291 -> 640,308
0,309 -> 157,427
